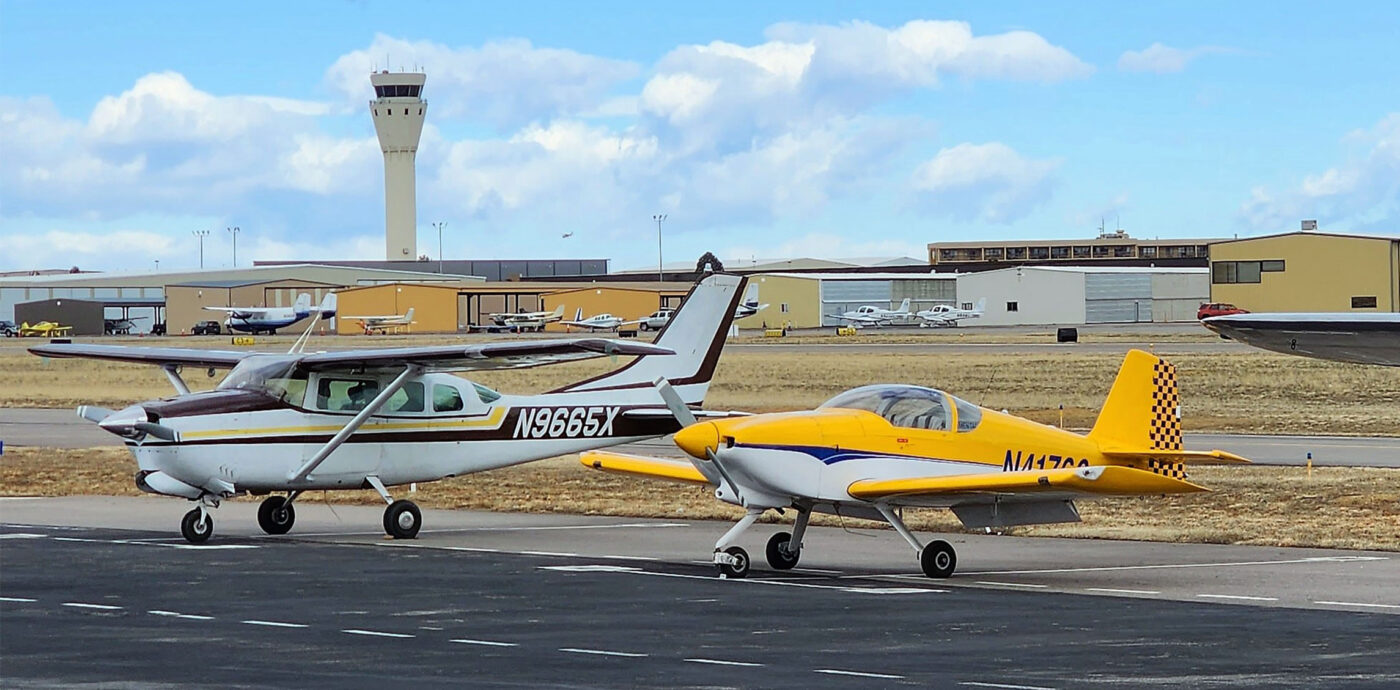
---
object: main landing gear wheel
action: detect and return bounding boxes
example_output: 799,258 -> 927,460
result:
383,500 -> 422,539
257,496 -> 296,535
717,546 -> 750,578
180,508 -> 213,544
920,539 -> 956,579
765,532 -> 800,570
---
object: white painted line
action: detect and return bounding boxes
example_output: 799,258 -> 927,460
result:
148,610 -> 214,620
815,669 -> 904,680
966,555 -> 1387,576
343,629 -> 414,639
451,639 -> 518,647
242,620 -> 309,628
684,658 -> 763,667
843,587 -> 946,595
0,533 -> 46,539
50,536 -> 258,550
1315,601 -> 1400,610
961,682 -> 1057,690
559,647 -> 647,658
420,626 -> 444,631
378,542 -> 657,562
0,497 -> 44,501
1197,594 -> 1279,602
520,550 -> 581,557
976,581 -> 1049,589
0,596 -> 37,603
541,565 -> 643,573
62,602 -> 122,610
295,522 -> 689,538
1086,588 -> 1161,596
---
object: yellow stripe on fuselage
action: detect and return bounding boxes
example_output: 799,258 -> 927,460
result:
179,406 -> 508,440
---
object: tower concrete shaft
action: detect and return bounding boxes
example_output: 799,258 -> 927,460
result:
370,71 -> 427,260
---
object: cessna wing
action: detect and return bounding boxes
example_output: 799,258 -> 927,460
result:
1202,312 -> 1400,366
846,465 -> 1207,502
295,338 -> 673,373
28,343 -> 254,368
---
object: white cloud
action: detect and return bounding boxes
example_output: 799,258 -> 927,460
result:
1238,113 -> 1400,231
87,71 -> 329,144
1117,43 -> 1233,74
910,142 -> 1060,223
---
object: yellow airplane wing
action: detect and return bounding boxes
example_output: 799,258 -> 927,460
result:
847,465 -> 1206,501
1100,448 -> 1250,464
580,451 -> 711,485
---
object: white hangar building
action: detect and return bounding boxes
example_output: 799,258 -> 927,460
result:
954,266 -> 1209,326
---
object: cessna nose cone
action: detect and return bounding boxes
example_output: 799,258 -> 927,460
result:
98,405 -> 148,438
673,422 -> 721,459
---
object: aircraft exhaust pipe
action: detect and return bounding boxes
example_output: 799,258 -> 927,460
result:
135,470 -> 203,499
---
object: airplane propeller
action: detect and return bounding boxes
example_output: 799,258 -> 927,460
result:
651,377 -> 743,503
78,405 -> 181,443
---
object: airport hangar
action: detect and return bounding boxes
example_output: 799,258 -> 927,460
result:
1207,229 -> 1400,312
955,266 -> 1210,326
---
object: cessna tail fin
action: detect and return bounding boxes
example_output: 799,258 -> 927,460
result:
318,293 -> 337,318
403,307 -> 414,321
1088,349 -> 1182,453
551,304 -> 565,318
896,297 -> 910,313
293,293 -> 312,313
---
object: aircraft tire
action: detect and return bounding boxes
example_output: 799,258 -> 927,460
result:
180,508 -> 213,544
384,500 -> 422,539
257,496 -> 295,535
765,532 -> 800,570
717,546 -> 750,578
920,540 -> 956,578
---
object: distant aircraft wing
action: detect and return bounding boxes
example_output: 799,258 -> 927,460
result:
846,465 -> 1206,501
28,343 -> 254,368
579,451 -> 711,485
296,338 -> 674,373
1203,313 -> 1400,367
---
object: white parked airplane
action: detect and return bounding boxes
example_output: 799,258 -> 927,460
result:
29,274 -> 748,543
1202,312 -> 1400,366
345,308 -> 416,335
204,293 -> 337,335
917,298 -> 986,328
562,308 -> 640,332
833,298 -> 912,327
733,284 -> 768,320
490,304 -> 566,332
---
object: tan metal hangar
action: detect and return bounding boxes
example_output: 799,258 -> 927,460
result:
1208,228 -> 1400,312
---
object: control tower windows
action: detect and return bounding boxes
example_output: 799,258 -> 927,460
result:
374,85 -> 424,98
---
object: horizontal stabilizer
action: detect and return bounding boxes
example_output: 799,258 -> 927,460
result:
847,465 -> 1207,501
1100,448 -> 1250,464
579,451 -> 711,486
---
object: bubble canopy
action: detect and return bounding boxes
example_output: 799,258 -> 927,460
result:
819,384 -> 983,432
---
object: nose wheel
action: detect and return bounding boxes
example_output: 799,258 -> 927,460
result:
180,507 -> 213,544
716,546 -> 750,578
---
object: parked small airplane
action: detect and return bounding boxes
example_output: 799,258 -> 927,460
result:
917,298 -> 986,328
1203,312 -> 1400,366
18,321 -> 73,337
105,316 -> 150,336
562,308 -> 640,332
490,304 -> 567,332
584,349 -> 1246,578
30,274 -> 747,543
833,298 -> 913,327
204,293 -> 336,335
345,308 -> 416,335
733,284 -> 768,320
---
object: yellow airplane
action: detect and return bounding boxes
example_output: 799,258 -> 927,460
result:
19,321 -> 73,337
583,349 -> 1248,579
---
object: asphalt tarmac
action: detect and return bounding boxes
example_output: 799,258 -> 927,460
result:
5,407 -> 1395,466
2,497 -> 1398,688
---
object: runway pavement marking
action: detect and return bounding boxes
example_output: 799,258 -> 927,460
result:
1086,588 -> 1162,596
843,587 -> 946,595
242,620 -> 309,628
376,542 -> 659,562
815,669 -> 904,679
964,555 -> 1387,576
1314,601 -> 1400,610
976,581 -> 1049,589
0,532 -> 47,539
0,596 -> 38,602
50,536 -> 258,550
451,639 -> 518,647
560,647 -> 647,658
684,658 -> 763,667
1196,594 -> 1279,602
343,629 -> 415,639
960,682 -> 1057,690
0,497 -> 44,501
62,602 -> 122,610
289,522 -> 689,538
542,565 -> 643,573
149,610 -> 214,620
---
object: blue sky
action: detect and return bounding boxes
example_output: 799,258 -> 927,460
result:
2,1 -> 1397,272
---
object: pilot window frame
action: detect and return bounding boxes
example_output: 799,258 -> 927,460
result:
316,377 -> 381,413
433,383 -> 465,413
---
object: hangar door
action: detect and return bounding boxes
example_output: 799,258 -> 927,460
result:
1084,273 -> 1151,323
820,280 -> 891,326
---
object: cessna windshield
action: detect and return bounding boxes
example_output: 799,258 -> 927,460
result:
819,384 -> 983,432
218,355 -> 308,402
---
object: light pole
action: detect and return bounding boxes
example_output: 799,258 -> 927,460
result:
432,221 -> 447,274
653,214 -> 666,284
226,226 -> 240,267
192,229 -> 210,268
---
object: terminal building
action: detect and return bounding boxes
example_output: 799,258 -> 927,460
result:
928,231 -> 1219,271
1207,227 -> 1399,312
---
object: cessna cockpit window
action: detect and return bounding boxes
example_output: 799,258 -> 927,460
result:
819,385 -> 951,431
434,384 -> 464,412
386,382 -> 425,413
471,382 -> 501,404
316,378 -> 380,412
218,356 -> 308,403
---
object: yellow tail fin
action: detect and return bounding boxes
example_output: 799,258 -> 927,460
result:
1088,349 -> 1182,452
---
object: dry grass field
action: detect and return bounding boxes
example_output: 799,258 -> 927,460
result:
2,449 -> 1396,551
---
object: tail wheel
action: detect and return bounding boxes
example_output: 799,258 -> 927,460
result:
765,532 -> 800,570
257,496 -> 296,535
180,508 -> 213,544
920,539 -> 957,578
384,500 -> 422,539
717,546 -> 750,578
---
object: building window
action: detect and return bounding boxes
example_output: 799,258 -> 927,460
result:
1140,246 -> 1157,259
373,109 -> 377,116
1006,301 -> 1019,312
984,248 -> 1004,261
1211,261 -> 1263,284
1029,246 -> 1049,260
404,108 -> 408,115
1050,246 -> 1069,259
1073,246 -> 1091,259
1352,296 -> 1378,309
781,303 -> 789,313
1261,260 -> 1286,272
1006,247 -> 1026,260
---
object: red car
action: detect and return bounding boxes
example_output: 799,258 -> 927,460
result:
1197,303 -> 1249,320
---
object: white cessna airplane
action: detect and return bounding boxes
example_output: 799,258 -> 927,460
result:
345,308 -> 416,335
562,308 -> 640,332
733,284 -> 768,319
833,298 -> 913,327
204,293 -> 336,335
490,304 -> 567,332
917,298 -> 986,328
29,274 -> 747,543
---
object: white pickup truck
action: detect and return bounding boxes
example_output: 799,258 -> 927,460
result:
639,309 -> 673,331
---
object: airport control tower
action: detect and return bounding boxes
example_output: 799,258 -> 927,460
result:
370,71 -> 427,260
